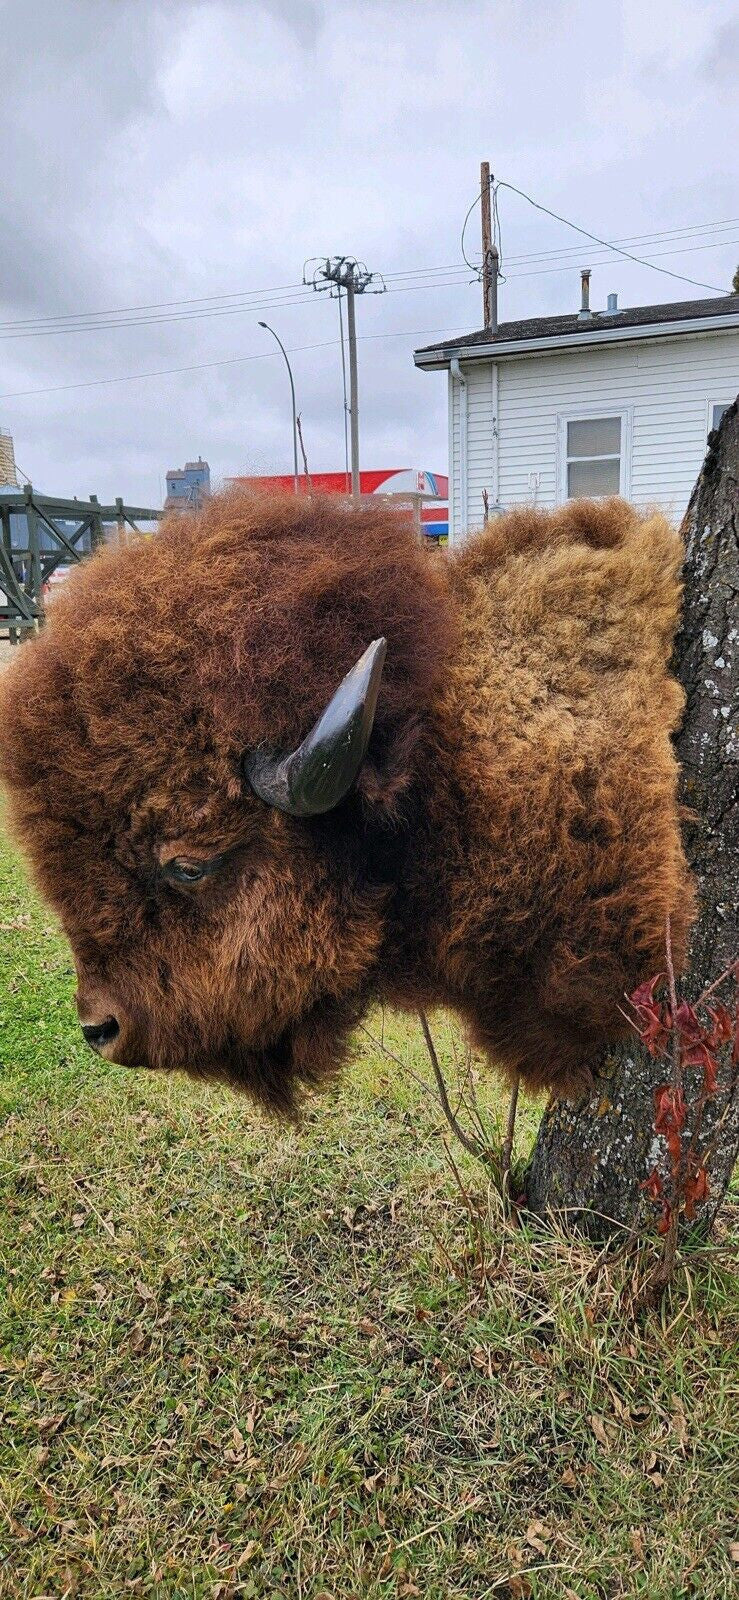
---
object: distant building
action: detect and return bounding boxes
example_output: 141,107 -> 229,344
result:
231,468 -> 449,541
165,457 -> 210,510
0,428 -> 19,488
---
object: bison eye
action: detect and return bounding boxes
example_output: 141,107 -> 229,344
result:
163,858 -> 208,885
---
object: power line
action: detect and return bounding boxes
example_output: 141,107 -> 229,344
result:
0,279 -> 307,332
497,235 -> 739,283
0,288 -> 320,342
382,218 -> 739,280
2,214 -> 733,332
1,219 -> 735,344
380,236 -> 739,295
495,179 -> 730,295
460,186 -> 483,272
468,217 -> 739,269
0,322 -> 462,403
4,230 -> 734,346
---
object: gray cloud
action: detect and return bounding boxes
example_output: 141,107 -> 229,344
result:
0,0 -> 737,504
702,18 -> 739,85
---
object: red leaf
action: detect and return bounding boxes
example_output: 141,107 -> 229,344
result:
733,1003 -> 739,1067
681,1040 -> 714,1071
630,974 -> 664,1011
639,1006 -> 671,1058
629,976 -> 671,1057
703,1051 -> 719,1095
657,1202 -> 672,1236
654,1085 -> 687,1134
707,1003 -> 733,1048
641,1167 -> 663,1201
683,1165 -> 709,1220
673,1000 -> 704,1044
654,1085 -> 686,1171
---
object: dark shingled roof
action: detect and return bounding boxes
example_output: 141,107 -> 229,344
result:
414,294 -> 739,357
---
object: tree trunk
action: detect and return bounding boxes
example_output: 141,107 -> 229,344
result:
526,400 -> 739,1234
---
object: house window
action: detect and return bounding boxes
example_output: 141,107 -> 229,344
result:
565,415 -> 622,498
710,401 -> 731,433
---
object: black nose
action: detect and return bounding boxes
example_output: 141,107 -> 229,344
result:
81,1017 -> 120,1052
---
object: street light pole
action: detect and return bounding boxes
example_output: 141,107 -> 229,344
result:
258,321 -> 299,493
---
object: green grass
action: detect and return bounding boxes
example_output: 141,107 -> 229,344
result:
0,807 -> 737,1599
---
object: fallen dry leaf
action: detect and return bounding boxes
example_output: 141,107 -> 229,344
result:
234,1541 -> 259,1568
36,1413 -> 66,1437
643,1451 -> 664,1488
525,1520 -> 552,1556
590,1414 -> 610,1448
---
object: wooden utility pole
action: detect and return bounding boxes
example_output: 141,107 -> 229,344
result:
480,162 -> 499,332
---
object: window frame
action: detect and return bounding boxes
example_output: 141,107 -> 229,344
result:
706,399 -> 733,436
556,406 -> 632,505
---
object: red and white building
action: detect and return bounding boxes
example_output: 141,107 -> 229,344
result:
231,468 -> 449,541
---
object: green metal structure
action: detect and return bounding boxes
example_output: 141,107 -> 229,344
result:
0,486 -> 162,643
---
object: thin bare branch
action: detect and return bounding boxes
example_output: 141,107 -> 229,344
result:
658,916 -> 683,1284
501,1075 -> 520,1194
665,914 -> 682,1093
418,1010 -> 486,1160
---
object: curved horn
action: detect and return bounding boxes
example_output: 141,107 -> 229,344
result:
244,637 -> 387,817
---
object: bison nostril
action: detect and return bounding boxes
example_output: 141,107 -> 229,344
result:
81,1016 -> 120,1052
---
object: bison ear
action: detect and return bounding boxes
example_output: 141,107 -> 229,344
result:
243,638 -> 387,817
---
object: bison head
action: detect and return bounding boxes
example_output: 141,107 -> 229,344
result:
0,492 -> 453,1112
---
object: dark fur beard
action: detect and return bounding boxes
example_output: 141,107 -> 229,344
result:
180,992 -> 370,1119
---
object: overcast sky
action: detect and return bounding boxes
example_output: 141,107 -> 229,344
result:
0,0 -> 737,504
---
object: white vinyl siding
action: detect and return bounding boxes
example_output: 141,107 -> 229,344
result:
449,363 -> 496,535
448,330 -> 739,533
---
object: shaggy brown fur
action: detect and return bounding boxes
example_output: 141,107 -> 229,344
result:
0,491 -> 693,1111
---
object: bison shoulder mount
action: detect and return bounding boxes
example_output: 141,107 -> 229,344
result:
0,491 -> 693,1114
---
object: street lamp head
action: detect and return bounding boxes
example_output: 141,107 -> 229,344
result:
258,320 -> 267,329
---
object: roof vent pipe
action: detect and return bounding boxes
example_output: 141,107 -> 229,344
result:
607,292 -> 618,312
578,268 -> 592,320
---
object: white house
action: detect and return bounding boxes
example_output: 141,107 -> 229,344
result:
413,286 -> 739,539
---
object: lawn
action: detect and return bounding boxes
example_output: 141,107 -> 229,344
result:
0,805 -> 737,1599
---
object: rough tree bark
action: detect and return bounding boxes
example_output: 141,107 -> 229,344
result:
526,400 -> 739,1233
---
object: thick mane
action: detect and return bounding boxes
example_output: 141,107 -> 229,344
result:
0,491 -> 455,836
